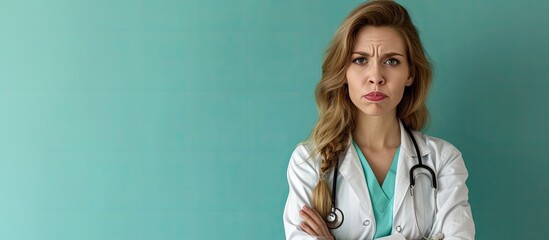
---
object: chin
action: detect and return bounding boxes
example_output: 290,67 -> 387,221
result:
357,106 -> 399,119
358,110 -> 387,117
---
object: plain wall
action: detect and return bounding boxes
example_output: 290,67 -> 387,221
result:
0,0 -> 547,239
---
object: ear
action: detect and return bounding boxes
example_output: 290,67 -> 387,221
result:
405,76 -> 413,86
406,67 -> 414,86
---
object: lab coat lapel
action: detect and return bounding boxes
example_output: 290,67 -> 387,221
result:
393,147 -> 413,217
338,138 -> 374,217
393,121 -> 431,215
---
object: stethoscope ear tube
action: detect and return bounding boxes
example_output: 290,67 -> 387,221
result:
403,125 -> 437,189
404,124 -> 440,240
409,165 -> 437,189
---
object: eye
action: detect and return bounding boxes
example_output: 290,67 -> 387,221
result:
352,57 -> 367,65
385,58 -> 400,66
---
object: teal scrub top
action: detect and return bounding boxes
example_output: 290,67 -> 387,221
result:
353,141 -> 400,239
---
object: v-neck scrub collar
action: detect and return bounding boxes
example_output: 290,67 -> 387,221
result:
352,141 -> 400,239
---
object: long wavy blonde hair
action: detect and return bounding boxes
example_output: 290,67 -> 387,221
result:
310,0 -> 433,218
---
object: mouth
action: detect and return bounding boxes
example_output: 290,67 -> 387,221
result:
363,92 -> 387,101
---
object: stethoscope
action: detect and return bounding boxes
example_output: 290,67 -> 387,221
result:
325,125 -> 442,240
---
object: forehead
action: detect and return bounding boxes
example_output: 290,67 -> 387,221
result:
353,26 -> 406,53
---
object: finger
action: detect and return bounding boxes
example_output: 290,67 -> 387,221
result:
299,209 -> 320,235
300,221 -> 316,236
310,207 -> 326,225
302,206 -> 332,237
302,205 -> 326,228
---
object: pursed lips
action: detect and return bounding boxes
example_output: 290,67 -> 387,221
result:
363,91 -> 387,101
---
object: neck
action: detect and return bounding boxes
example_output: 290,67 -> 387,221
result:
352,113 -> 400,150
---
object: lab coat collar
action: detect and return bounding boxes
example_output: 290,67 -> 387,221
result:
337,120 -> 430,220
338,138 -> 374,218
398,121 -> 430,158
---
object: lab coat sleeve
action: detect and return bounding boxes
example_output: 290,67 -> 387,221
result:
283,144 -> 326,240
431,144 -> 475,240
375,233 -> 406,240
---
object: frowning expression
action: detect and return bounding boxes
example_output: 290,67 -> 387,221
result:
346,26 -> 413,118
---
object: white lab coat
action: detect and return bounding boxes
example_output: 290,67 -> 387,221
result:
283,122 -> 475,240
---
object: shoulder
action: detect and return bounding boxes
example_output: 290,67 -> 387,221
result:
289,141 -> 321,165
417,132 -> 465,168
290,142 -> 313,162
287,142 -> 322,176
421,133 -> 461,154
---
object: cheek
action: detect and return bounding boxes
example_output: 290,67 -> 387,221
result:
346,78 -> 361,99
345,68 -> 352,84
394,85 -> 408,104
346,69 -> 361,93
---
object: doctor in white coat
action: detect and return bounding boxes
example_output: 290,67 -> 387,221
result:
283,1 -> 475,239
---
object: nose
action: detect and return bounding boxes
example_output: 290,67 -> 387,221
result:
367,64 -> 385,86
369,78 -> 385,85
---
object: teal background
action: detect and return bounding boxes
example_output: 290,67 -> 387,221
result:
0,0 -> 547,239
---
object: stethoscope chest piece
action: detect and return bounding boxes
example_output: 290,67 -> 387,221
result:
326,207 -> 344,229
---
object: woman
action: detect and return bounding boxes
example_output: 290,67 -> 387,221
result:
283,1 -> 475,239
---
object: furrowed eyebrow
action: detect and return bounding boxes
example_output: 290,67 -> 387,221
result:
351,51 -> 405,58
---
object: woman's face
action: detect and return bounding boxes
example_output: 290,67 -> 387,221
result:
346,26 -> 413,119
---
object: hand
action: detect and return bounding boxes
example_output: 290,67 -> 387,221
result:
299,205 -> 334,240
